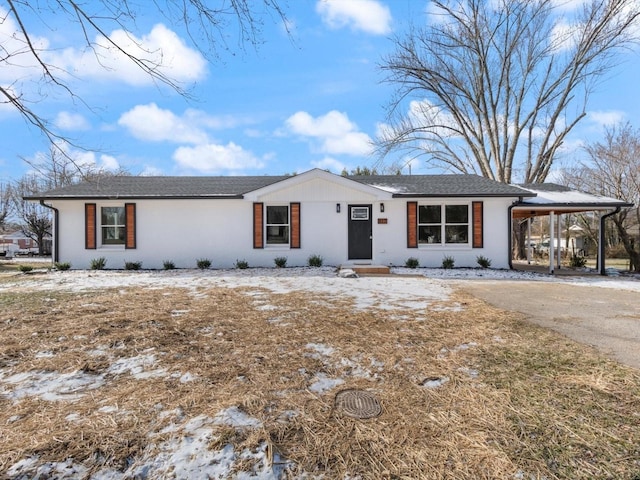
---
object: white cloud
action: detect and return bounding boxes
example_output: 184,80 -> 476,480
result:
31,142 -> 122,173
173,142 -> 264,173
311,157 -> 348,173
140,165 -> 165,176
549,18 -> 581,52
55,112 -> 90,131
50,24 -> 206,86
316,0 -> 392,35
118,103 -> 209,144
0,7 -> 50,83
587,110 -> 626,128
406,99 -> 461,138
118,103 -> 252,144
72,150 -> 121,172
550,0 -> 586,12
285,110 -> 373,156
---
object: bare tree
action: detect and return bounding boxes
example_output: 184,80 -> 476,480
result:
9,176 -> 52,255
20,144 -> 130,188
569,123 -> 640,271
11,146 -> 130,254
1,0 -> 287,148
376,0 -> 639,184
0,183 -> 10,229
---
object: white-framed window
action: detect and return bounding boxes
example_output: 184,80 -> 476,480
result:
101,206 -> 126,245
418,204 -> 469,245
266,205 -> 289,245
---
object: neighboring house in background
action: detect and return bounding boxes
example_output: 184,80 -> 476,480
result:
0,231 -> 51,256
25,169 -> 631,271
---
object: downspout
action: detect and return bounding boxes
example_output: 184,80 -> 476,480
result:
508,202 -> 516,270
599,207 -> 621,276
39,200 -> 59,263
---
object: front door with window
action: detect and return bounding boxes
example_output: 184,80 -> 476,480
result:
348,205 -> 372,260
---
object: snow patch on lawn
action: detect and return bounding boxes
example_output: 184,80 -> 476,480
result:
0,370 -> 104,402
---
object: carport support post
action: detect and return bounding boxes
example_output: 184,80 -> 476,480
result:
556,214 -> 562,270
549,211 -> 555,274
527,218 -> 532,264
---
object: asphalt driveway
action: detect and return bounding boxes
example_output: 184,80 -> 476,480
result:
458,280 -> 640,369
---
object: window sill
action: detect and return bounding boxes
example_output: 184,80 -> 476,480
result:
418,244 -> 471,249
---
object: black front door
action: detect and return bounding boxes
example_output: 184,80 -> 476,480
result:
348,205 -> 372,260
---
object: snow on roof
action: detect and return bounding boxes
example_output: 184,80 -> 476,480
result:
517,184 -> 632,207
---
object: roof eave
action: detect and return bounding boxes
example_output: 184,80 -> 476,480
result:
391,192 -> 536,198
515,201 -> 634,209
26,194 -> 245,201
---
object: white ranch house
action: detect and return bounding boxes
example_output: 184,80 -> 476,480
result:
27,169 -> 630,272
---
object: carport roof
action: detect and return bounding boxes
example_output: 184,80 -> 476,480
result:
512,183 -> 633,218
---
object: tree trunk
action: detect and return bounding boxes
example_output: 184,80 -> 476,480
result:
613,217 -> 640,273
513,221 -> 528,260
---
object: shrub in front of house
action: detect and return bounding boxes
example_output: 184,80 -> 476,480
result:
163,260 -> 175,270
569,253 -> 587,268
125,261 -> 142,271
90,257 -> 107,270
196,258 -> 211,270
476,255 -> 491,269
235,259 -> 249,269
441,255 -> 455,269
54,262 -> 71,271
308,254 -> 323,267
274,256 -> 287,268
405,257 -> 419,269
18,265 -> 33,273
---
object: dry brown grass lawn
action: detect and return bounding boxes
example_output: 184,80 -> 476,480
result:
1,279 -> 639,479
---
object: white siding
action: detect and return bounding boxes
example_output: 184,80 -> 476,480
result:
258,177 -> 379,203
51,192 -> 514,270
373,197 -> 512,269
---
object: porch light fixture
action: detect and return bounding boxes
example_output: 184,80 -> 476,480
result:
380,203 -> 385,213
336,203 -> 341,213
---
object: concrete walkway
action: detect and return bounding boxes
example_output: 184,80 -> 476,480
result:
458,280 -> 640,369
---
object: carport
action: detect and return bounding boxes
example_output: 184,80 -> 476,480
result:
510,184 -> 634,275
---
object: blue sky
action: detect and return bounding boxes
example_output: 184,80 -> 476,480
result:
1,0 -> 639,182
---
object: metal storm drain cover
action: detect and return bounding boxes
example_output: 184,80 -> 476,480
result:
335,389 -> 382,419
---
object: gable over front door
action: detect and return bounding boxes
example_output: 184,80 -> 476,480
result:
348,204 -> 372,260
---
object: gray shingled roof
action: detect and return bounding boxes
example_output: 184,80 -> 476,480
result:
27,173 -> 533,200
26,175 -> 289,199
351,174 -> 534,197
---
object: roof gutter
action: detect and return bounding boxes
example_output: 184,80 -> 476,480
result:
599,207 -> 621,276
39,200 -> 59,263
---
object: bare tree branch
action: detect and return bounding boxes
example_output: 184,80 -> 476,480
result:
376,0 -> 640,183
1,0 -> 288,157
565,122 -> 640,271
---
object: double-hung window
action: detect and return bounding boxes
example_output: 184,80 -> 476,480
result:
418,204 -> 469,245
266,205 -> 289,245
101,206 -> 126,245
86,203 -> 136,250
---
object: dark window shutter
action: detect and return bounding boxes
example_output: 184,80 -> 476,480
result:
85,203 -> 96,249
472,201 -> 483,248
290,202 -> 300,249
125,203 -> 136,249
253,203 -> 264,249
407,202 -> 418,248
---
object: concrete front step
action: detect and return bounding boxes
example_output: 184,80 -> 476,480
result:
340,264 -> 391,275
